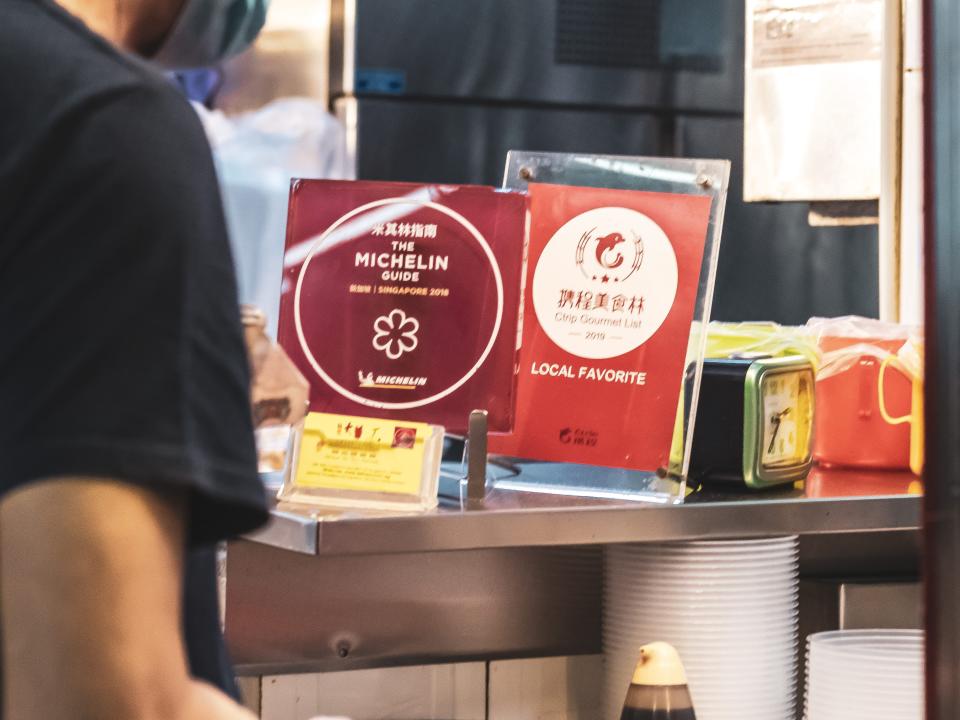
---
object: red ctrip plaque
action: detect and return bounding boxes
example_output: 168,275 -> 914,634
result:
277,181 -> 526,433
489,182 -> 713,470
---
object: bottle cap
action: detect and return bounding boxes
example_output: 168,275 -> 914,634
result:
631,641 -> 688,686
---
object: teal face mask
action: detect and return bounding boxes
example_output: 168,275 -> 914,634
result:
152,0 -> 271,70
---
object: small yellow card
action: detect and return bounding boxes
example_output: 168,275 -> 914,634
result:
293,412 -> 432,496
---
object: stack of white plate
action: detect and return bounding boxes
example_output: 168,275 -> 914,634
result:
603,536 -> 799,720
804,629 -> 923,719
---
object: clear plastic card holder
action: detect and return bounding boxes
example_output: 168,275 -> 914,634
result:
279,412 -> 444,512
497,151 -> 731,503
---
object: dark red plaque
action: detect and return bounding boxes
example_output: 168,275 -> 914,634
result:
278,181 -> 526,433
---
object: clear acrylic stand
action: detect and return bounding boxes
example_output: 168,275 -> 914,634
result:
495,151 -> 731,504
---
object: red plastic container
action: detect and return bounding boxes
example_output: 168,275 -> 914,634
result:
813,336 -> 912,469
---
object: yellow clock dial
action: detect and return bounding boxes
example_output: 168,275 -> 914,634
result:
761,371 -> 812,467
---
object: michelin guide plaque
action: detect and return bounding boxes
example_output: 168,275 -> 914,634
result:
278,180 -> 526,433
489,182 -> 713,471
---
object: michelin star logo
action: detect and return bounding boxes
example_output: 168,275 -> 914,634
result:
372,308 -> 420,360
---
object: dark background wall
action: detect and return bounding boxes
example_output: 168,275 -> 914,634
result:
340,0 -> 878,324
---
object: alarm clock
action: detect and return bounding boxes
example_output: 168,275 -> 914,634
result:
688,355 -> 815,488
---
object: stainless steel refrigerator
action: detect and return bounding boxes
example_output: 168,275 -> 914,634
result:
329,0 -> 879,323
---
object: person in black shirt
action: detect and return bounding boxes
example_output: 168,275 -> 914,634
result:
0,0 -> 270,717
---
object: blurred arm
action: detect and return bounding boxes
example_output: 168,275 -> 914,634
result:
0,478 -> 254,720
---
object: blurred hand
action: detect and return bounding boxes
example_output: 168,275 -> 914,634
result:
181,681 -> 258,720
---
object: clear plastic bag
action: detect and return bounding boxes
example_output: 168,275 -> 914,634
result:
806,315 -> 915,342
701,320 -> 819,366
194,98 -> 353,335
805,315 -> 920,381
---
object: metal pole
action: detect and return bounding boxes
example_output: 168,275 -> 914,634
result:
466,409 -> 488,503
924,0 -> 960,717
879,0 -> 903,322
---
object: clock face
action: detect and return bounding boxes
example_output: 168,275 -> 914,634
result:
760,370 -> 812,468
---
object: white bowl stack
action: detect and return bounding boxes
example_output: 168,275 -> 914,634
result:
804,629 -> 923,720
603,536 -> 799,720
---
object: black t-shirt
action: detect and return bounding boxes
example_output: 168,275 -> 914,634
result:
0,0 -> 268,698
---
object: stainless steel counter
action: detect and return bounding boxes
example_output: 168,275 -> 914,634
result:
226,468 -> 921,675
245,470 -> 921,557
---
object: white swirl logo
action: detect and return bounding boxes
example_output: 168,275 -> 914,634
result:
372,309 -> 420,360
532,206 -> 677,360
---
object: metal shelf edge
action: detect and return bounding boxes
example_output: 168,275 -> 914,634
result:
243,493 -> 921,557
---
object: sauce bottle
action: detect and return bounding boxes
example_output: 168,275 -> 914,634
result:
620,642 -> 696,720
